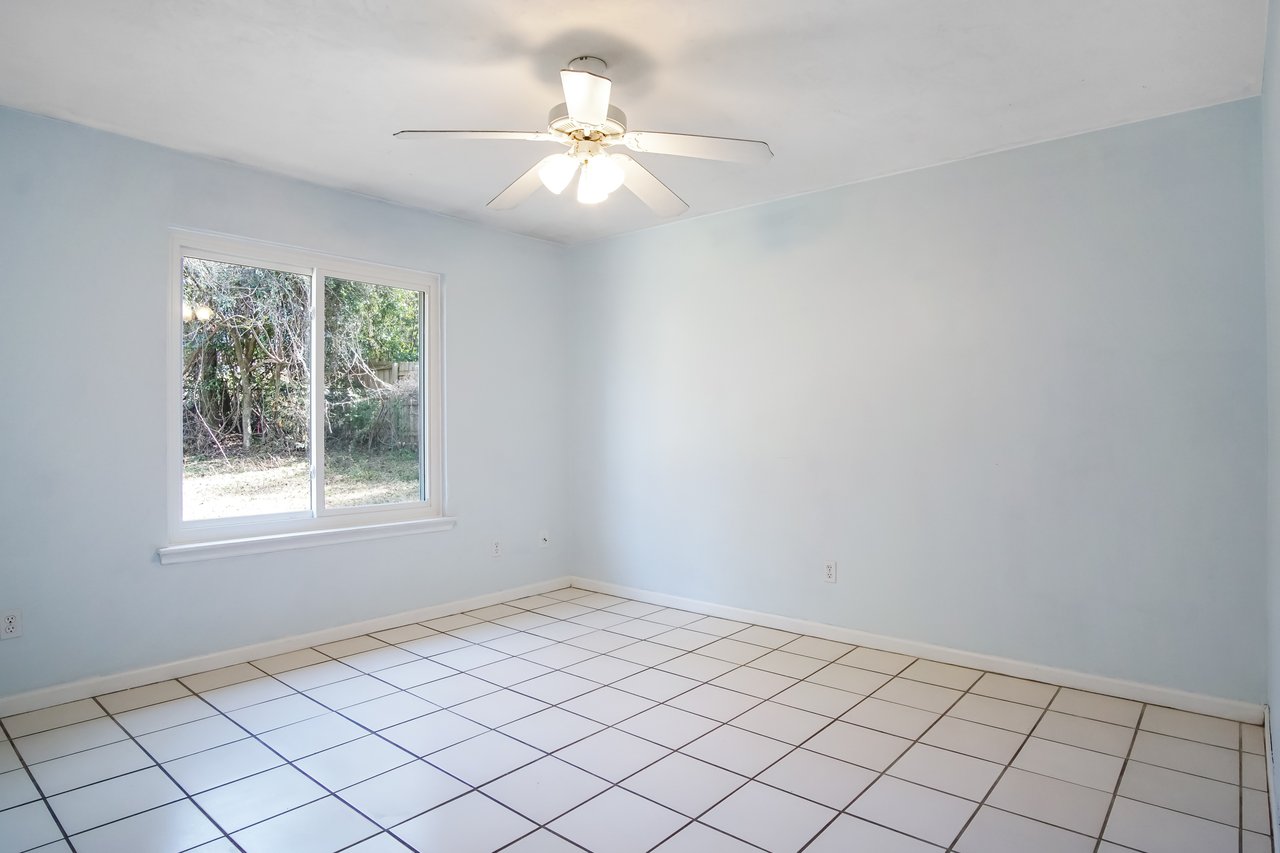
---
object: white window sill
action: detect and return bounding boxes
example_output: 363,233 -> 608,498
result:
157,516 -> 456,565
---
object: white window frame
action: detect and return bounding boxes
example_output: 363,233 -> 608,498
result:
159,229 -> 450,564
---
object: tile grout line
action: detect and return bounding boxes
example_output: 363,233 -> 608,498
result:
0,716 -> 78,853
1092,703 -> 1149,853
943,685 -> 1064,852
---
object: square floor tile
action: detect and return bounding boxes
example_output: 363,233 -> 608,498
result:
341,692 -> 435,731
228,693 -> 328,734
136,715 -> 248,764
1118,760 -> 1238,825
48,766 -> 182,834
29,739 -> 154,795
527,622 -> 594,642
14,717 -> 127,765
710,666 -> 796,699
512,672 -> 598,704
806,814 -> 941,852
900,660 -> 981,690
4,700 -> 104,738
549,787 -> 687,853
1129,731 -> 1238,784
200,677 -> 294,712
339,760 -> 469,828
453,621 -> 520,642
275,661 -> 362,692
0,801 -> 63,853
408,673 -> 498,708
970,673 -> 1057,707
258,713 -> 366,761
164,738 -> 283,794
115,695 -> 216,736
1243,787 -> 1270,834
541,587 -> 592,602
873,678 -> 962,713
772,681 -> 862,718
748,651 -> 827,679
613,670 -> 700,703
955,805 -> 1094,853
847,775 -> 977,848
838,697 -> 939,739
483,756 -> 611,823
432,645 -> 509,672
889,742 -> 1003,801
378,710 -> 486,757
985,767 -> 1112,835
370,624 -> 436,645
194,764 -> 325,832
758,748 -> 877,809
655,653 -> 738,682
949,693 -> 1043,733
467,604 -> 522,621
1033,710 -> 1133,756
682,725 -> 793,776
609,641 -> 684,667
731,701 -> 829,745
835,647 -> 915,675
1102,796 -> 1238,853
306,674 -> 399,709
667,683 -> 761,722
1243,724 -> 1266,755
562,655 -> 645,684
0,768 -> 40,811
920,715 -> 1024,764
451,690 -> 549,728
702,780 -> 835,853
1140,706 -> 1239,749
470,657 -> 553,687
687,617 -> 751,637
254,648 -> 328,674
521,643 -> 598,669
623,753 -> 746,817
232,795 -> 378,853
1049,689 -> 1141,727
485,632 -> 555,656
97,681 -> 191,715
807,663 -> 892,695
779,636 -> 854,662
561,686 -> 657,725
803,721 -> 912,771
617,705 -> 719,749
72,800 -> 221,853
399,634 -> 471,657
374,658 -> 455,690
568,610 -> 631,630
427,731 -> 543,785
650,628 -> 719,651
422,614 -> 482,632
645,608 -> 708,628
181,664 -> 261,694
295,735 -> 414,791
564,630 -> 636,654
698,639 -> 770,665
731,626 -> 800,648
500,707 -> 605,752
556,728 -> 669,782
539,602 -> 596,620
1012,738 -> 1123,792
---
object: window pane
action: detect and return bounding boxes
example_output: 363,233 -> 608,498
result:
181,257 -> 311,520
323,277 -> 423,508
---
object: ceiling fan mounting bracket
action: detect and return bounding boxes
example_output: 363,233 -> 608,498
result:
565,56 -> 608,75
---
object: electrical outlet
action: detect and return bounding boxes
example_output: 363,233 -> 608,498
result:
1,610 -> 21,639
538,530 -> 551,548
490,539 -> 502,558
824,561 -> 837,583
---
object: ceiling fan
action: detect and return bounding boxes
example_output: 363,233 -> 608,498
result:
395,56 -> 773,217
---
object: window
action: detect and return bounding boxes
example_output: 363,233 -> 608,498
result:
163,231 -> 446,560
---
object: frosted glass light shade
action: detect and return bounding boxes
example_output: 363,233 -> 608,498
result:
577,154 -> 625,204
538,153 -> 579,194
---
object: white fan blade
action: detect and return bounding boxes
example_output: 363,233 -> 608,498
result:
394,130 -> 559,142
560,69 -> 612,127
615,155 -> 688,217
487,158 -> 552,210
621,131 -> 772,163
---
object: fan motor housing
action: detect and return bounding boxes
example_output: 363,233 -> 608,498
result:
548,102 -> 628,139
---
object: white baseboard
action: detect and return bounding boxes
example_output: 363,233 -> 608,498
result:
569,577 -> 1266,724
0,576 -> 573,717
1267,706 -> 1278,849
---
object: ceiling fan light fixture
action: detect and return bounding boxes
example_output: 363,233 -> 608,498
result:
537,152 -> 579,194
577,153 -> 625,204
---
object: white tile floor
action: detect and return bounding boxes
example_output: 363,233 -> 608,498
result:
0,586 -> 1271,853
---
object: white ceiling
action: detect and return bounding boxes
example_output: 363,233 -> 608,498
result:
0,0 -> 1267,244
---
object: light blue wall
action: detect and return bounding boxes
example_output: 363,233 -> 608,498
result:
0,107 -> 573,697
569,99 -> 1267,702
